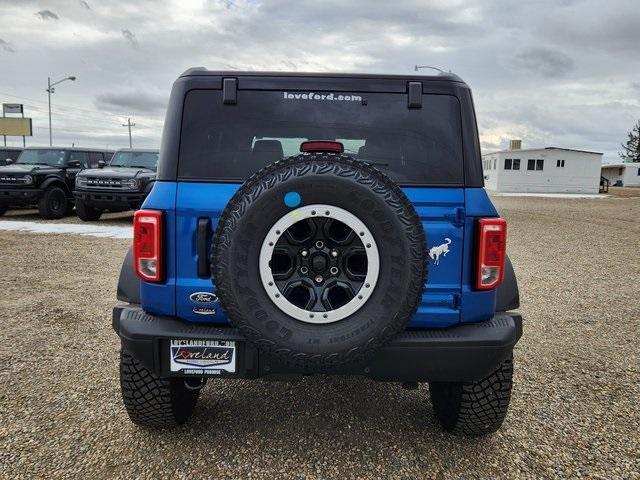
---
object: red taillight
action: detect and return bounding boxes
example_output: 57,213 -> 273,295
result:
133,209 -> 163,282
475,218 -> 507,290
300,140 -> 344,153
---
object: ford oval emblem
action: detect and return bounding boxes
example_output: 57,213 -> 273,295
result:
189,292 -> 218,304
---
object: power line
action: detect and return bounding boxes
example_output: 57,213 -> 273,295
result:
0,90 -> 136,121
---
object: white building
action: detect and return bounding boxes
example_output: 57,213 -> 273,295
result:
482,141 -> 603,194
600,162 -> 640,187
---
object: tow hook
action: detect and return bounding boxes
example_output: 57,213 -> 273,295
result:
184,378 -> 207,391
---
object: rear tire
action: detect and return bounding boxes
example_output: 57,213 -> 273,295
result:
429,355 -> 513,437
75,198 -> 102,221
119,350 -> 200,428
38,186 -> 69,219
0,206 -> 7,216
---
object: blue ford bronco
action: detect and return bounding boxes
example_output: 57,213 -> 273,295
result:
113,69 -> 522,436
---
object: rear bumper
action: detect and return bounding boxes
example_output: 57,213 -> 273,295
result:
113,305 -> 522,382
0,187 -> 41,206
74,189 -> 146,209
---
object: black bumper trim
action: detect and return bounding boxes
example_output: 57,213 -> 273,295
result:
113,305 -> 522,382
74,189 -> 146,209
0,188 -> 42,204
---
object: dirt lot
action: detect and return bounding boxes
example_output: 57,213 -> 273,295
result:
0,194 -> 638,479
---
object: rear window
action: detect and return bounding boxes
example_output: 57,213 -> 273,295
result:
178,90 -> 464,185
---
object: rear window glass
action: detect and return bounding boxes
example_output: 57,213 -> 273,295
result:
178,90 -> 463,185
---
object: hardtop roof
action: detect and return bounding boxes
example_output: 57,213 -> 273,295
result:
23,146 -> 113,152
179,68 -> 466,85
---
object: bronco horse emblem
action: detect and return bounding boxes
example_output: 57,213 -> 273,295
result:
429,238 -> 452,265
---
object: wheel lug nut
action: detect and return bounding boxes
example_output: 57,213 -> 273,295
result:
301,249 -> 308,257
315,240 -> 324,249
330,267 -> 338,275
331,250 -> 338,258
315,275 -> 323,284
300,266 -> 308,274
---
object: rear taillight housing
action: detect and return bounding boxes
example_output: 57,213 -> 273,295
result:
475,218 -> 507,290
133,210 -> 163,282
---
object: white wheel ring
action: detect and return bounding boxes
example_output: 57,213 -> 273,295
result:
259,204 -> 380,324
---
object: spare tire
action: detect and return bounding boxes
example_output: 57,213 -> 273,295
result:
212,153 -> 427,368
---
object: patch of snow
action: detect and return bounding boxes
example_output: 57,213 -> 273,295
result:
0,220 -> 132,239
492,193 -> 607,199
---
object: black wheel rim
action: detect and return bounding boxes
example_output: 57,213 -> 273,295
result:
269,217 -> 369,312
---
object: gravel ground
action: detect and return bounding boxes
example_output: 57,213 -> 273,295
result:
0,194 -> 639,479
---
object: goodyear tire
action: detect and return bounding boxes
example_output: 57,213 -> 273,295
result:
120,349 -> 200,428
75,198 -> 102,221
429,355 -> 514,436
212,153 -> 427,368
38,186 -> 69,219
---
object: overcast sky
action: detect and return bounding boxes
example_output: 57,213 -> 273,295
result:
0,0 -> 638,161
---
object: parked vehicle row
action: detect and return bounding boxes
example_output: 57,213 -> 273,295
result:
0,146 -> 159,219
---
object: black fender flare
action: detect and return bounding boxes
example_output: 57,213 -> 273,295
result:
143,179 -> 156,194
117,247 -> 141,304
40,177 -> 71,195
496,255 -> 519,312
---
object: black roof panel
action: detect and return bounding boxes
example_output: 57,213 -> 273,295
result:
179,68 -> 466,85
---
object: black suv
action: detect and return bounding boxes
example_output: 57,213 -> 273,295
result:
0,146 -> 113,218
73,148 -> 159,221
0,147 -> 23,166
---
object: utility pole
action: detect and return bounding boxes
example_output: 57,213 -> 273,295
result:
122,118 -> 135,148
47,77 -> 52,146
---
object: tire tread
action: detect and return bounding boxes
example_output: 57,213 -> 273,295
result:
429,355 -> 513,436
212,153 -> 427,368
119,350 -> 199,428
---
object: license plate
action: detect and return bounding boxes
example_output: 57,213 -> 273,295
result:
169,339 -> 236,375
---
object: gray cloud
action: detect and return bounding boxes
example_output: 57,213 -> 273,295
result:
511,47 -> 575,78
0,0 -> 637,161
94,90 -> 166,115
121,29 -> 138,48
35,9 -> 59,21
0,38 -> 15,53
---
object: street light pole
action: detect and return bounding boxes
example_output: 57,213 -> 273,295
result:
46,75 -> 76,146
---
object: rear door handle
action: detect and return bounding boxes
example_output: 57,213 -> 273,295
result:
197,217 -> 211,277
